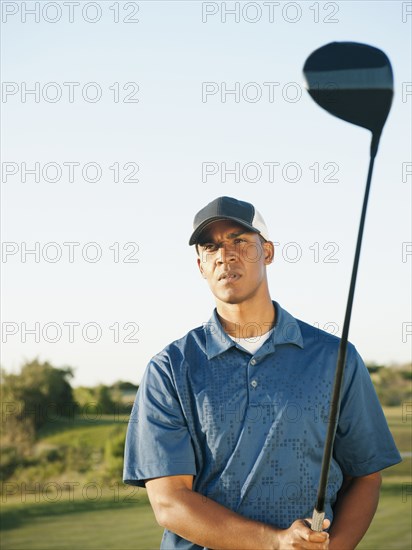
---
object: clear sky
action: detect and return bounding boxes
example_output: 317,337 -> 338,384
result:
1,0 -> 411,386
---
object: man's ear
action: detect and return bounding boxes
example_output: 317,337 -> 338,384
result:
197,257 -> 207,278
263,241 -> 275,264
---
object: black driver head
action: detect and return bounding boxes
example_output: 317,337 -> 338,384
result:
303,42 -> 394,139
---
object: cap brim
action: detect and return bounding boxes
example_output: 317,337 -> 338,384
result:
189,216 -> 261,246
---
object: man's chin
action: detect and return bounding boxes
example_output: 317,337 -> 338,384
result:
214,290 -> 246,305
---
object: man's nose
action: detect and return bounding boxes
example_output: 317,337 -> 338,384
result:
216,244 -> 237,263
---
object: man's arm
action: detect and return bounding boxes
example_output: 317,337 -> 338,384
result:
146,474 -> 330,550
329,471 -> 382,550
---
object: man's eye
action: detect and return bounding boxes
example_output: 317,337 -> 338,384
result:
203,244 -> 218,251
233,238 -> 246,244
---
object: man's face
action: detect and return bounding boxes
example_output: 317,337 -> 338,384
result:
196,220 -> 274,306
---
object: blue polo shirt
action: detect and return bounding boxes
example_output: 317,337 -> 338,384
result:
123,302 -> 401,549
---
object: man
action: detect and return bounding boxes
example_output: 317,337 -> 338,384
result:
123,196 -> 401,549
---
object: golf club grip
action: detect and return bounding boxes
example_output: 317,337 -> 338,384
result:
311,509 -> 325,532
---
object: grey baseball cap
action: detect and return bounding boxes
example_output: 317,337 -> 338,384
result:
189,196 -> 270,246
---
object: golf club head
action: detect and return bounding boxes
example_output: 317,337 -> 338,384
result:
303,42 -> 393,147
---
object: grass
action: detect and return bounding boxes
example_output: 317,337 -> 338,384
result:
1,407 -> 410,549
1,492 -> 164,550
37,415 -> 129,445
358,485 -> 412,549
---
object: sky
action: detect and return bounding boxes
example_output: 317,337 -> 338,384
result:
1,0 -> 411,386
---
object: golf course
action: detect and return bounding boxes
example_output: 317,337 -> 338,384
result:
1,406 -> 410,550
2,1 -> 410,548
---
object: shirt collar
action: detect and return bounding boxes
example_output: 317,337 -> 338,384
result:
203,310 -> 236,360
204,301 -> 304,360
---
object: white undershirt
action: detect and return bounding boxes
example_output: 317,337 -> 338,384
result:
228,328 -> 274,355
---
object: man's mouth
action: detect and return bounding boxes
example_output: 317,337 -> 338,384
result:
218,272 -> 241,282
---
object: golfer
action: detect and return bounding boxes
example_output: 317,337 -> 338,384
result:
124,196 -> 401,549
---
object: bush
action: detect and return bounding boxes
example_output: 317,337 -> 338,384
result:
74,385 -> 117,415
103,427 -> 126,481
1,360 -> 77,435
373,365 -> 412,406
0,446 -> 24,482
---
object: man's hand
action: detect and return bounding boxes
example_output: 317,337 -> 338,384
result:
275,518 -> 330,549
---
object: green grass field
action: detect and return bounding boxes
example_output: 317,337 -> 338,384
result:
1,492 -> 164,550
1,407 -> 411,549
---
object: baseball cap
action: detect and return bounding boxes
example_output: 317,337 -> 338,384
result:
189,196 -> 270,246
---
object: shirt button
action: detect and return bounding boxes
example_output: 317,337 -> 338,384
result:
250,359 -> 256,366
251,380 -> 258,388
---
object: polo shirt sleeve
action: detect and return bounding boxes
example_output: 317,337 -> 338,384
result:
333,345 -> 401,477
123,355 -> 197,486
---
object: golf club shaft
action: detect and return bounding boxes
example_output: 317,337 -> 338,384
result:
311,140 -> 378,531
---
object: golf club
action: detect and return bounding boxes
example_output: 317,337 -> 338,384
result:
302,41 -> 394,532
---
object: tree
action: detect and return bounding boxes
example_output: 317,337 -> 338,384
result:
73,384 -> 116,415
1,358 -> 76,434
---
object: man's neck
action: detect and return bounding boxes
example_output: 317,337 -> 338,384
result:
216,297 -> 276,339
